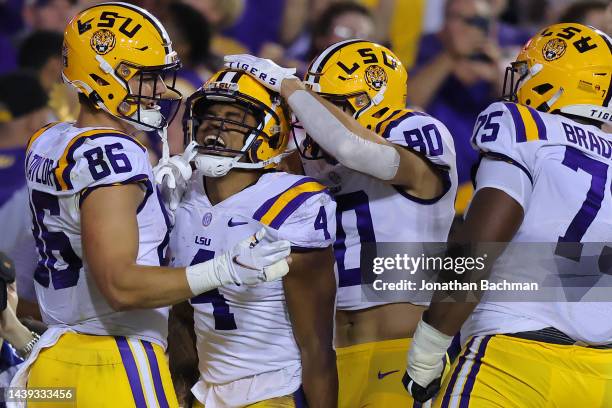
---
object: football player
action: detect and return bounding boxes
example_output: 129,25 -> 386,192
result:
15,3 -> 291,406
226,40 -> 458,407
169,69 -> 337,407
404,23 -> 612,407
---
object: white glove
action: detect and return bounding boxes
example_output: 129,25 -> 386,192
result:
224,54 -> 298,93
403,317 -> 453,402
185,227 -> 291,295
153,141 -> 198,212
228,226 -> 291,285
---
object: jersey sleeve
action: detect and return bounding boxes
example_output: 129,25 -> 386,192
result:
470,101 -> 546,184
473,156 -> 533,210
252,177 -> 336,249
54,132 -> 152,197
380,110 -> 457,171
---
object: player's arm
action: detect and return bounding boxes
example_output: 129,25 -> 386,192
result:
224,55 -> 444,199
404,157 -> 526,402
81,183 -> 291,310
426,185 -> 525,335
282,79 -> 444,198
283,247 -> 337,408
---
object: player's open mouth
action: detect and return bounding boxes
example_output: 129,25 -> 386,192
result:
203,135 -> 226,149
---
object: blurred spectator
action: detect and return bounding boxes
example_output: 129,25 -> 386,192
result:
308,1 -> 375,61
360,0 -> 426,69
163,2 -> 217,93
162,2 -> 218,154
223,0 -> 287,54
0,37 -> 17,76
607,2 -> 612,35
559,1 -> 609,29
18,30 -> 62,94
410,0 -> 530,214
18,30 -> 79,122
180,0 -> 247,56
0,72 -> 49,319
22,0 -> 75,33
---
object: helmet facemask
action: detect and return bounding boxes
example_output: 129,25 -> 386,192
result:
184,86 -> 285,177
114,61 -> 182,131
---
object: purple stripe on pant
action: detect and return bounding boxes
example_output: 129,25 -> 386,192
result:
440,337 -> 477,408
458,335 -> 492,408
142,340 -> 170,408
115,336 -> 147,408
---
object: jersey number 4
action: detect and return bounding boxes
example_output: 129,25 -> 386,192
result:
190,249 -> 237,330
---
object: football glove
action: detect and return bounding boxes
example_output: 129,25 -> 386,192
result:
404,317 -> 453,403
153,141 -> 198,213
185,227 -> 291,295
224,54 -> 298,93
228,226 -> 291,285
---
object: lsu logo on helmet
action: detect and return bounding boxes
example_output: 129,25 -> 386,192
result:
90,29 -> 116,55
63,2 -> 182,130
503,23 -> 612,123
364,65 -> 387,91
304,40 -> 407,130
542,38 -> 567,61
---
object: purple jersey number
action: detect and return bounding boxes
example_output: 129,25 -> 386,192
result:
190,249 -> 237,330
30,190 -> 81,289
334,191 -> 376,287
555,147 -> 609,262
83,142 -> 133,181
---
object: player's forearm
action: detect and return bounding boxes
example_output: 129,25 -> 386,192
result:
301,350 -> 338,408
3,318 -> 36,350
424,303 -> 478,337
283,84 -> 401,181
407,52 -> 454,108
101,264 -> 194,310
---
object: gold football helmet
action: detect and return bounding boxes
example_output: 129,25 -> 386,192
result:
63,2 -> 182,130
503,23 -> 612,123
304,39 -> 408,130
183,69 -> 290,177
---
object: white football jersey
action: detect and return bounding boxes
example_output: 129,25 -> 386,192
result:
25,122 -> 171,347
463,101 -> 612,344
170,172 -> 335,406
301,110 -> 457,310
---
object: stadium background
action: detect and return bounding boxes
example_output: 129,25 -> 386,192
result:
0,0 -> 610,355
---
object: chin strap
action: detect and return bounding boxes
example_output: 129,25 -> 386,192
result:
194,152 -> 290,178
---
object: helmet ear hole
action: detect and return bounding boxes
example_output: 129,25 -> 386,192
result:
532,83 -> 553,95
372,107 -> 389,118
89,74 -> 109,86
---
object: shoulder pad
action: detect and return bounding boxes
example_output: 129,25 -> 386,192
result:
55,129 -> 149,192
472,102 -> 546,181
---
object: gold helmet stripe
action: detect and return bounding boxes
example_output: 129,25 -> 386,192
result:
306,39 -> 368,84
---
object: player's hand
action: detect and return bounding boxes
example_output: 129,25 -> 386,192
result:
224,54 -> 298,93
403,317 -> 453,402
227,227 -> 291,285
153,141 -> 198,212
